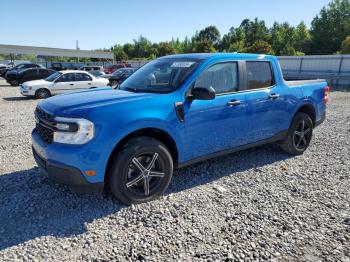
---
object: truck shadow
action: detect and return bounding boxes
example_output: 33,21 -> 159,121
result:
3,96 -> 36,101
0,144 -> 291,250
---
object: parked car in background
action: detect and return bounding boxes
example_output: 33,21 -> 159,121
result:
107,68 -> 137,86
103,63 -> 128,74
5,68 -> 56,86
89,70 -> 106,78
20,70 -> 109,98
50,62 -> 64,71
79,66 -> 103,72
5,63 -> 42,80
31,53 -> 328,205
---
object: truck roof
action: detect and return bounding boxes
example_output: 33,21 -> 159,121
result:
161,53 -> 275,60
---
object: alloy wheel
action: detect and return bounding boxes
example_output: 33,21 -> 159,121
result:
293,120 -> 312,150
126,152 -> 166,196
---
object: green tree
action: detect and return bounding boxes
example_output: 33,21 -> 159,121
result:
157,42 -> 176,57
113,45 -> 128,61
341,36 -> 350,53
295,22 -> 311,53
197,26 -> 221,45
270,22 -> 296,55
194,39 -> 216,53
123,43 -> 135,59
220,27 -> 247,52
310,0 -> 350,54
248,40 -> 275,54
241,18 -> 270,47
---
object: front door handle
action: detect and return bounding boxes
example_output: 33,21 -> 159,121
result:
88,83 -> 91,85
70,83 -> 74,86
227,100 -> 241,107
269,93 -> 280,100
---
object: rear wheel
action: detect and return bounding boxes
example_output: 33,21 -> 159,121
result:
280,112 -> 313,155
109,137 -> 173,205
10,80 -> 18,86
35,89 -> 51,99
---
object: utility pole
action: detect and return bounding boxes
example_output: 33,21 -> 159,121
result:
76,40 -> 80,63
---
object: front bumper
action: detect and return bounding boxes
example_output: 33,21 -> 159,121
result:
32,130 -> 104,192
33,147 -> 103,191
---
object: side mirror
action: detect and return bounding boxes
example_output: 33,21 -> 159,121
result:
190,86 -> 216,100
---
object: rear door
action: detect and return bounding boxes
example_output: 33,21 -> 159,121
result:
38,69 -> 52,79
243,61 -> 290,142
75,73 -> 93,89
182,61 -> 248,160
21,69 -> 38,83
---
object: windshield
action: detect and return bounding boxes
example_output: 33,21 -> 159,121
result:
119,58 -> 201,93
112,68 -> 125,76
14,64 -> 26,70
45,71 -> 62,82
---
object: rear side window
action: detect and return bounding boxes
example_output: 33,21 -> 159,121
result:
22,69 -> 37,77
246,61 -> 274,90
75,73 -> 92,81
195,62 -> 238,94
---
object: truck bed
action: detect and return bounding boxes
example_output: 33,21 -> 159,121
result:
285,79 -> 326,87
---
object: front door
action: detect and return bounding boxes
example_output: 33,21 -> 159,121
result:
52,73 -> 76,94
181,61 -> 249,161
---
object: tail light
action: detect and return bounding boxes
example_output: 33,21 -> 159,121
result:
323,85 -> 330,105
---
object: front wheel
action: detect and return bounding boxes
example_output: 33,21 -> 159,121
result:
35,89 -> 51,99
109,137 -> 173,205
280,112 -> 313,155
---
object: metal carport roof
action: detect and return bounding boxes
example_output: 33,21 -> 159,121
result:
0,44 -> 113,59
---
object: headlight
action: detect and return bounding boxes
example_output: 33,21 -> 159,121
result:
53,117 -> 94,145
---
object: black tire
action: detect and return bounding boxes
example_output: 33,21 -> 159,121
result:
35,89 -> 51,99
280,112 -> 313,155
109,137 -> 173,205
110,80 -> 118,87
10,80 -> 18,86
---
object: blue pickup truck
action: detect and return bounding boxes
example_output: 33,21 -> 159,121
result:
32,53 -> 329,204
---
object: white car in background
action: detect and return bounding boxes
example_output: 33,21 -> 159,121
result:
20,70 -> 109,99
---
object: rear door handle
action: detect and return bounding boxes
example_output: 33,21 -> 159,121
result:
269,93 -> 280,100
227,100 -> 241,107
70,83 -> 74,86
88,83 -> 91,85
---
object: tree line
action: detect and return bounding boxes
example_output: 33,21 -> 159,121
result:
112,0 -> 350,61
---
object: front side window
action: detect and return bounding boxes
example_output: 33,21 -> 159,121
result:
194,62 -> 238,94
119,58 -> 201,93
246,61 -> 274,90
57,73 -> 75,82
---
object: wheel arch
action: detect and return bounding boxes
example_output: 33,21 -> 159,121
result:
295,103 -> 316,127
104,127 -> 179,184
35,88 -> 51,97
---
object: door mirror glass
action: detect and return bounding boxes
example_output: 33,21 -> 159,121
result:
191,86 -> 216,100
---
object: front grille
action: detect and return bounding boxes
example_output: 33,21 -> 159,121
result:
34,107 -> 55,144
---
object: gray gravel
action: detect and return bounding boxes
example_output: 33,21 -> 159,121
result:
0,79 -> 349,261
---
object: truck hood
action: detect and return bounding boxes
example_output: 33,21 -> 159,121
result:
39,88 -> 156,116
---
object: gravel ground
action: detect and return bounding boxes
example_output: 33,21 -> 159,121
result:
0,79 -> 349,262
